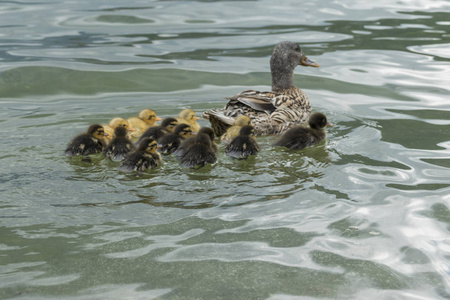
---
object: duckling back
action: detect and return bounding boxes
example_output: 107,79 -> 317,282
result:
179,133 -> 217,168
104,127 -> 135,160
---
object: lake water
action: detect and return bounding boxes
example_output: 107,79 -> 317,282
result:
1,0 -> 450,299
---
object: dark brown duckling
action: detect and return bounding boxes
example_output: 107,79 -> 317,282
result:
273,112 -> 332,150
65,124 -> 108,158
120,138 -> 162,172
103,126 -> 135,161
136,117 -> 178,145
174,127 -> 217,159
157,124 -> 193,155
225,125 -> 260,160
179,132 -> 217,168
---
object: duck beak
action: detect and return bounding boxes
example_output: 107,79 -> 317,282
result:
196,117 -> 200,120
128,127 -> 136,132
300,53 -> 319,67
104,132 -> 109,136
327,123 -> 333,127
155,116 -> 162,121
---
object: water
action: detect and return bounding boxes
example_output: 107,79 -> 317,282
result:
1,0 -> 450,299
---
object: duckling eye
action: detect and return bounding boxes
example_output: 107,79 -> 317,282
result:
149,115 -> 154,120
294,45 -> 301,52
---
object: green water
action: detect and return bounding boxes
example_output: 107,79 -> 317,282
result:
1,0 -> 450,299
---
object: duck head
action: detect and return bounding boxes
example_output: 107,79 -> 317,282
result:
139,109 -> 161,125
309,112 -> 333,129
88,124 -> 108,140
234,115 -> 252,126
174,124 -> 193,139
239,125 -> 255,137
161,117 -> 178,133
179,109 -> 199,124
110,118 -> 135,132
113,126 -> 128,138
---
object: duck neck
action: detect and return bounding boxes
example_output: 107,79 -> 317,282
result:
271,67 -> 294,92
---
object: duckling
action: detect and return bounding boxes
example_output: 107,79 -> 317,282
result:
177,109 -> 201,133
127,109 -> 162,138
65,124 -> 108,158
203,41 -> 319,136
103,126 -> 135,161
174,127 -> 217,159
273,112 -> 332,150
103,118 -> 135,143
157,124 -> 193,155
180,132 -> 217,168
226,125 -> 260,160
220,115 -> 252,146
136,117 -> 178,145
119,138 -> 162,172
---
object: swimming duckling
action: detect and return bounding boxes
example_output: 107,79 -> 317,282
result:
136,117 -> 178,145
174,127 -> 217,159
226,125 -> 260,160
203,41 -> 319,136
273,112 -> 332,150
177,109 -> 201,133
157,124 -> 193,155
180,132 -> 217,168
220,115 -> 252,146
120,138 -> 162,172
103,126 -> 135,161
103,118 -> 135,143
127,109 -> 162,138
65,124 -> 108,158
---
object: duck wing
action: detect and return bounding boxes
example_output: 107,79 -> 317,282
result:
225,90 -> 277,114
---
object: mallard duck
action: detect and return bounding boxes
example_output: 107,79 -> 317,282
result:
174,127 -> 217,159
203,41 -> 319,136
273,112 -> 332,150
103,126 -> 135,161
220,115 -> 252,146
120,138 -> 162,171
226,125 -> 260,159
103,118 -> 135,143
177,109 -> 201,133
65,124 -> 108,157
157,124 -> 193,155
136,117 -> 178,145
179,132 -> 217,168
127,109 -> 162,138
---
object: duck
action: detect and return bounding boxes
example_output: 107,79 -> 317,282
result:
202,41 -> 319,136
157,124 -> 194,155
136,117 -> 178,145
179,131 -> 217,168
103,126 -> 135,161
103,118 -> 135,143
174,127 -> 217,159
127,109 -> 162,138
225,125 -> 260,160
220,115 -> 252,146
119,138 -> 162,172
177,109 -> 201,133
273,112 -> 332,150
65,124 -> 108,158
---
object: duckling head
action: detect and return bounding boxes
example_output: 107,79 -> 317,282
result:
239,125 -> 255,137
161,117 -> 178,133
137,137 -> 157,153
113,126 -> 128,138
139,109 -> 162,125
88,124 -> 108,140
270,41 -> 319,91
234,115 -> 252,126
197,127 -> 215,142
179,109 -> 199,124
309,112 -> 332,129
110,118 -> 135,132
174,124 -> 193,139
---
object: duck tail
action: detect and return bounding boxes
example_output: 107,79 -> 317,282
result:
202,109 -> 235,137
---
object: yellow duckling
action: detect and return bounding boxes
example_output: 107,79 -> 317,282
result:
103,118 -> 135,143
127,109 -> 162,138
220,115 -> 252,146
177,109 -> 201,133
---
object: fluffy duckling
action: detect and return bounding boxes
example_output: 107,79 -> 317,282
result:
174,127 -> 217,159
103,118 -> 135,143
136,117 -> 178,145
180,132 -> 217,168
177,109 -> 201,133
65,124 -> 108,157
157,124 -> 194,155
119,138 -> 162,172
127,109 -> 162,138
103,126 -> 135,161
226,125 -> 260,160
220,115 -> 252,146
273,112 -> 332,150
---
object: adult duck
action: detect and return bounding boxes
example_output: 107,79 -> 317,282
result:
202,41 -> 319,136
